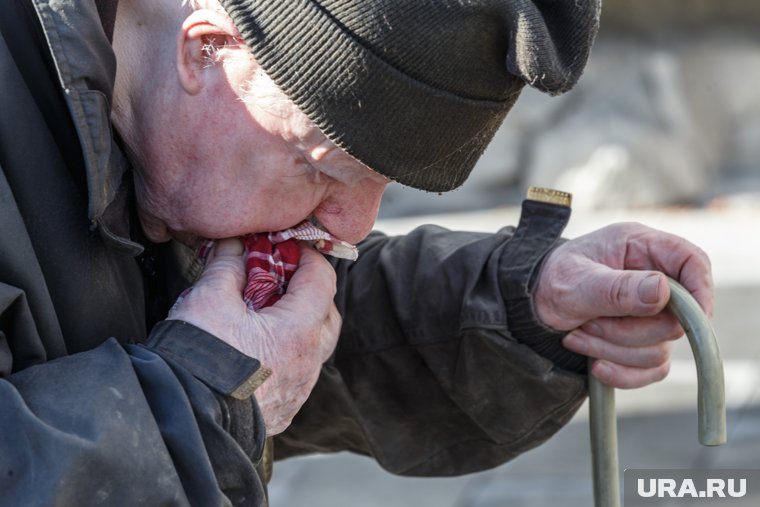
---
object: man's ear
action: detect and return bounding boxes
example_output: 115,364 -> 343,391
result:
176,9 -> 242,95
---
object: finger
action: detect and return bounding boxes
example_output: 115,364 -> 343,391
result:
196,238 -> 246,293
208,237 -> 244,260
622,226 -> 714,316
563,330 -> 674,369
673,254 -> 715,318
268,245 -> 337,317
590,359 -> 671,389
572,265 -> 671,319
578,312 -> 683,347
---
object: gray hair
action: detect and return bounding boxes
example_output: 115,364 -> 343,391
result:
180,0 -> 294,117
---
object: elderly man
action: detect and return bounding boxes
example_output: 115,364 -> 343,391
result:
0,0 -> 712,505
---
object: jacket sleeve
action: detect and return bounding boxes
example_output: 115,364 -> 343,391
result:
0,317 -> 268,507
275,199 -> 588,477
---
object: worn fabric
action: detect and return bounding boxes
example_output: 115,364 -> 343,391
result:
242,222 -> 356,309
1,0 -> 589,505
190,221 -> 358,311
1,1 -> 267,505
276,199 -> 587,476
219,0 -> 601,192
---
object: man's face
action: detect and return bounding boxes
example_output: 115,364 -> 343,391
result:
134,53 -> 389,248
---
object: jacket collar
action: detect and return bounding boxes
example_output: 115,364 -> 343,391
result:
31,0 -> 143,255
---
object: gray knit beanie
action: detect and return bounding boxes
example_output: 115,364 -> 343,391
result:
219,0 -> 601,192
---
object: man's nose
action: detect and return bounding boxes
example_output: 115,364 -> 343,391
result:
314,179 -> 387,245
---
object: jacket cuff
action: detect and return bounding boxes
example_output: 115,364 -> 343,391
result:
145,320 -> 271,399
499,197 -> 587,374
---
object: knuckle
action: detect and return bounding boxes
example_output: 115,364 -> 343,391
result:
606,272 -> 635,313
611,221 -> 648,239
330,307 -> 343,329
696,245 -> 712,268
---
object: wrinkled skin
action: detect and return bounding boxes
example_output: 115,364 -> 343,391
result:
117,4 -> 715,434
168,239 -> 342,434
114,6 -> 387,435
535,222 -> 713,389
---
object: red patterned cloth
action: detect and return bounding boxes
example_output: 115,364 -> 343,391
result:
188,221 -> 357,311
241,233 -> 301,310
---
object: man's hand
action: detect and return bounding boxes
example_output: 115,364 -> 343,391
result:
534,222 -> 714,389
168,238 -> 341,435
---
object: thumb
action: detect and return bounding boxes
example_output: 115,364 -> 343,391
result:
212,237 -> 245,258
269,245 -> 337,318
578,266 -> 670,319
196,238 -> 246,294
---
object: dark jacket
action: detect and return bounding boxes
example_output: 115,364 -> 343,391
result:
0,0 -> 587,505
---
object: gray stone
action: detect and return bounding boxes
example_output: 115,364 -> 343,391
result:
520,40 -> 713,209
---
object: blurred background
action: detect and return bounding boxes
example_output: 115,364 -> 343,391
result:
270,1 -> 760,505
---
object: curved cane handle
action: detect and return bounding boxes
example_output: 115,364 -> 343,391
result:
665,279 -> 727,445
589,277 -> 726,507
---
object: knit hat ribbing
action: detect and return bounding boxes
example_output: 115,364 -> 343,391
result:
219,0 -> 600,192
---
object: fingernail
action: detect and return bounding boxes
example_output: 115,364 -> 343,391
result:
638,274 -> 662,304
214,238 -> 244,257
